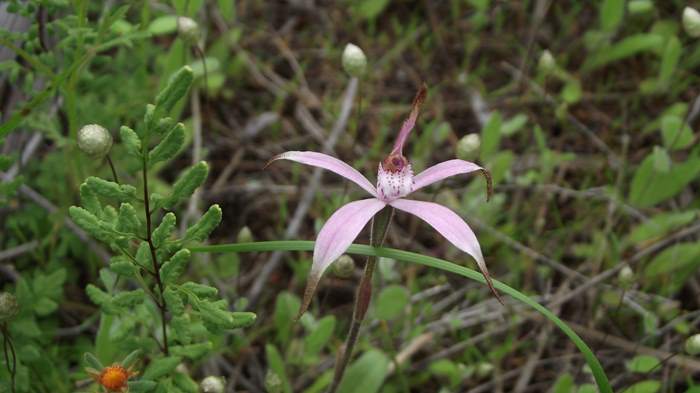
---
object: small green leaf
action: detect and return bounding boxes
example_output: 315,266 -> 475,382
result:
153,213 -> 177,248
135,241 -> 152,269
69,206 -> 110,242
173,372 -> 200,393
122,349 -> 142,368
652,146 -> 671,173
629,152 -> 700,206
600,0 -> 625,32
583,34 -> 663,71
160,249 -> 191,284
163,161 -> 209,208
231,311 -> 256,328
120,126 -> 142,156
480,112 -> 502,159
84,352 -> 104,370
79,183 -> 102,215
109,256 -> 139,277
658,36 -> 681,89
660,115 -> 693,150
156,66 -> 194,113
265,344 -> 293,393
86,177 -> 137,202
375,285 -> 409,320
148,15 -> 178,35
149,123 -> 185,166
337,349 -> 390,393
116,203 -> 141,235
561,79 -> 582,104
181,282 -> 218,298
112,289 -> 145,308
171,314 -> 193,344
622,380 -> 661,393
127,380 -> 157,393
274,292 -> 300,347
304,315 -> 336,356
164,286 -> 185,315
184,204 -> 222,243
552,373 -> 574,393
85,285 -> 113,309
626,355 -> 660,373
142,356 -> 182,379
170,342 -> 213,360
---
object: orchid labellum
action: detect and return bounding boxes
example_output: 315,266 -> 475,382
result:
269,86 -> 501,316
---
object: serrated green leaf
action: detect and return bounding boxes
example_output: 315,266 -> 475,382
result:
197,300 -> 234,328
171,314 -> 193,344
79,183 -> 102,215
156,66 -> 194,113
173,372 -> 199,393
122,349 -> 142,368
128,380 -> 158,393
86,284 -> 112,307
120,126 -> 142,156
116,203 -> 141,235
112,289 -> 145,308
163,161 -> 208,208
153,213 -> 177,248
160,249 -> 191,284
164,287 -> 185,315
86,177 -> 137,202
142,356 -> 182,379
109,256 -> 139,277
184,204 -> 222,242
84,352 -> 104,370
181,282 -> 218,298
170,342 -> 213,360
231,311 -> 256,328
69,206 -> 112,242
149,123 -> 185,166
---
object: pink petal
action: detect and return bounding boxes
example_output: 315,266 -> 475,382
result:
391,85 -> 427,156
412,159 -> 492,200
389,198 -> 503,303
268,151 -> 377,197
299,198 -> 387,317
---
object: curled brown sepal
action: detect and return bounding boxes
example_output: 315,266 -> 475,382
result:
479,168 -> 493,202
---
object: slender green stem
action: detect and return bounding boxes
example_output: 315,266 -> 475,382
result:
2,324 -> 17,393
106,155 -> 119,183
142,162 -> 169,355
189,240 -> 612,393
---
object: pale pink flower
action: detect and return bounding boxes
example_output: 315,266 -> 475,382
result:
270,87 -> 501,315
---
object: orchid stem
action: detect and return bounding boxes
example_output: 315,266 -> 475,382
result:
327,207 -> 394,393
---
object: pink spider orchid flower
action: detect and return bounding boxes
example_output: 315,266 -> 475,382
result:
269,86 -> 502,316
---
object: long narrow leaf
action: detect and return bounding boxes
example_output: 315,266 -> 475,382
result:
189,240 -> 612,393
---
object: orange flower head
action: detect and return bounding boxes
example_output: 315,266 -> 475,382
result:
92,364 -> 134,392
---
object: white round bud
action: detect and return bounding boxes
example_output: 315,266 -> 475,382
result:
457,133 -> 481,159
685,334 -> 700,356
332,254 -> 355,278
237,226 -> 254,243
683,7 -> 700,38
77,124 -> 113,158
342,43 -> 367,77
200,376 -> 225,393
538,49 -> 556,73
177,16 -> 199,43
617,265 -> 634,288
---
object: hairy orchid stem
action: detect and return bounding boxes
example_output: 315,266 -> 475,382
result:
327,207 -> 394,393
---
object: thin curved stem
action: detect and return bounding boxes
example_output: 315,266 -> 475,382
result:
189,240 -> 612,393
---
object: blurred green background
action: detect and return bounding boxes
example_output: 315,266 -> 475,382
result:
1,0 -> 700,392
